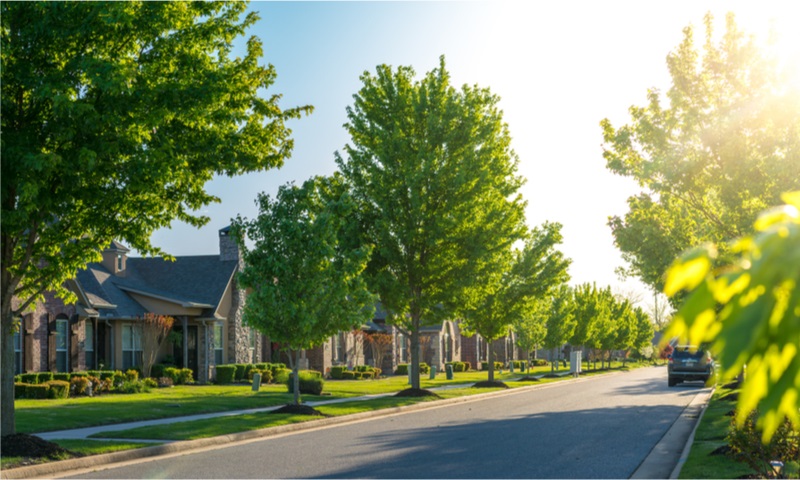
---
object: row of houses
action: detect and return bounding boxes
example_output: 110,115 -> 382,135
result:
12,228 -> 534,382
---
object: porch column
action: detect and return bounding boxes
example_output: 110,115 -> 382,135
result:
182,316 -> 188,369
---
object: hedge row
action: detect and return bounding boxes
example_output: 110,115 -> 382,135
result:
215,363 -> 288,385
445,361 -> 471,372
394,363 -> 430,375
330,365 -> 382,380
16,380 -> 73,399
480,361 -> 504,371
286,370 -> 324,395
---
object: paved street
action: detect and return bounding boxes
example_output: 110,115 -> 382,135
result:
64,366 -> 709,479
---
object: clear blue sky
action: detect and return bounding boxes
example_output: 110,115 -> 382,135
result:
145,1 -> 799,307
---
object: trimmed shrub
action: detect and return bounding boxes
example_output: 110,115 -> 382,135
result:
112,371 -> 127,386
163,367 -> 179,384
47,380 -> 70,399
14,375 -> 21,383
158,377 -> 174,388
233,364 -> 247,381
70,372 -> 89,379
14,383 -> 28,399
216,365 -> 236,384
373,367 -> 382,377
273,368 -> 291,385
116,380 -> 149,394
53,373 -> 70,382
419,363 -> 430,374
361,371 -> 374,380
176,368 -> 193,385
463,361 -> 471,371
451,362 -> 465,372
286,371 -> 325,395
27,384 -> 49,399
259,369 -> 273,384
87,370 -> 101,378
532,359 -> 548,367
330,366 -> 347,379
20,373 -> 38,384
142,378 -> 158,388
37,372 -> 54,384
395,364 -> 409,375
342,371 -> 355,380
125,369 -> 139,382
71,376 -> 90,396
254,362 -> 269,370
480,361 -> 504,371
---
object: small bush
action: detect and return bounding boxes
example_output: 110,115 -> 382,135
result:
233,364 -> 247,381
361,371 -> 374,380
480,361 -> 504,371
342,371 -> 355,380
286,371 -> 325,395
87,370 -> 101,378
255,362 -> 269,370
116,380 -> 149,394
70,372 -> 89,379
330,366 -> 347,379
27,384 -> 49,399
176,368 -> 193,385
452,362 -> 465,372
47,380 -> 70,399
14,375 -> 21,383
273,368 -> 291,384
532,359 -> 548,367
37,372 -> 54,384
14,383 -> 28,399
373,367 -> 382,377
112,370 -> 127,386
71,376 -> 90,396
163,367 -> 179,384
395,364 -> 409,375
259,369 -> 273,384
463,361 -> 471,371
20,373 -> 38,384
728,410 -> 799,478
142,378 -> 158,388
157,377 -> 174,388
243,364 -> 256,379
215,365 -> 236,384
99,371 -> 116,381
125,369 -> 139,382
419,363 -> 430,374
53,373 -> 70,382
90,376 -> 112,394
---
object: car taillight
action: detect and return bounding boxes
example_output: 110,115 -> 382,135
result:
668,357 -> 674,364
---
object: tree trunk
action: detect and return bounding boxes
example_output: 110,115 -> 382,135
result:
287,349 -> 301,405
410,314 -> 420,390
527,350 -> 531,374
487,341 -> 495,382
1,308 -> 15,436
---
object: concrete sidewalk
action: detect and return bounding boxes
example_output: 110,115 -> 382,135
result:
37,371 -> 572,442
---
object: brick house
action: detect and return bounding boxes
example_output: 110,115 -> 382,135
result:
12,227 -> 265,383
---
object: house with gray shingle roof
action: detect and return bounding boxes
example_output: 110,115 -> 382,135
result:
12,228 -> 265,382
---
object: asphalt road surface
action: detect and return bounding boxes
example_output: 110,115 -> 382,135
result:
66,366 -> 709,479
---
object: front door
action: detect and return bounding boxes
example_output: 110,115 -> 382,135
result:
173,325 -> 198,375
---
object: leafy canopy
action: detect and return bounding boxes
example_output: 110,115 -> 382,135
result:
601,13 -> 800,294
336,55 -> 527,388
664,192 -> 800,442
234,175 -> 376,353
0,0 -> 309,436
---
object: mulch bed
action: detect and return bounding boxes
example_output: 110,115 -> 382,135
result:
270,404 -> 329,417
1,433 -> 75,461
710,444 -> 734,456
515,376 -> 540,382
394,388 -> 441,398
472,380 -> 510,389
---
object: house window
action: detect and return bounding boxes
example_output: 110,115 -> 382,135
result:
122,324 -> 142,370
400,334 -> 408,363
249,329 -> 257,363
56,319 -> 69,372
214,322 -> 224,365
332,334 -> 341,363
13,327 -> 22,375
85,321 -> 95,369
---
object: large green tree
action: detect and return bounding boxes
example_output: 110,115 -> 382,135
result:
462,223 -> 571,382
336,56 -> 527,390
570,283 -> 611,367
601,13 -> 800,295
0,1 -> 310,436
233,176 -> 375,406
542,285 -> 576,372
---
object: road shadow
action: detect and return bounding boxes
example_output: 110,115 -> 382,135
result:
314,404 -> 685,479
610,375 -> 711,397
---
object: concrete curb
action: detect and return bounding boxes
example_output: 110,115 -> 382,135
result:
2,371 -> 615,479
630,385 -> 714,479
669,386 -> 715,479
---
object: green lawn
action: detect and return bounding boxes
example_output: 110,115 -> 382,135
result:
0,440 -> 158,470
678,385 -> 753,479
15,364 -> 641,435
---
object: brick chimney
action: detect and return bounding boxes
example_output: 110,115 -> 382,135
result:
219,226 -> 239,262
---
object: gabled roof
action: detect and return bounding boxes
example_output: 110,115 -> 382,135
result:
75,254 -> 238,318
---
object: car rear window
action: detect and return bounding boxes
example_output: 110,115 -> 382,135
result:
673,349 -> 705,359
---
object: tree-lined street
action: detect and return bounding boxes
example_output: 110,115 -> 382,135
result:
65,367 -> 709,479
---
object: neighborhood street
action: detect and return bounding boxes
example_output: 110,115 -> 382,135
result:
63,366 -> 710,479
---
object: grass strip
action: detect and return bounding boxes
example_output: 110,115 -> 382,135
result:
678,385 -> 752,479
0,440 -> 159,470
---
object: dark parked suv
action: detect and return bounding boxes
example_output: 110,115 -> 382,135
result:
668,346 -> 714,387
